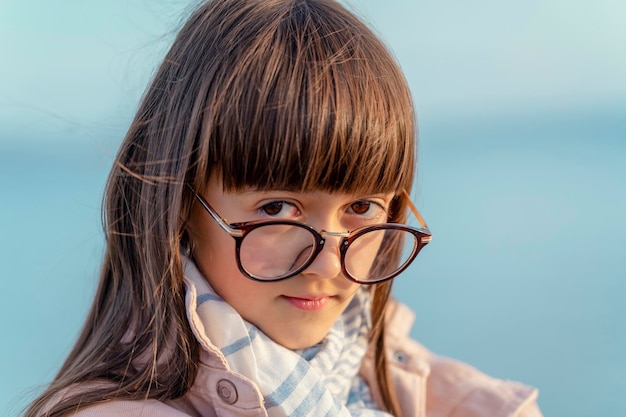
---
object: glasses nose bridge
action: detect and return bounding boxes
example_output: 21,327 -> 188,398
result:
316,229 -> 350,255
319,230 -> 350,239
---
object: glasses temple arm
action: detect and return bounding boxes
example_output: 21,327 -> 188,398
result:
187,184 -> 243,237
401,189 -> 430,232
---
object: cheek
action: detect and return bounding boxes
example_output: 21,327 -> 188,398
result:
197,235 -> 240,293
206,263 -> 277,329
192,227 -> 270,319
188,209 -> 243,297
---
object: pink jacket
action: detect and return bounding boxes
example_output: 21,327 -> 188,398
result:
64,299 -> 542,417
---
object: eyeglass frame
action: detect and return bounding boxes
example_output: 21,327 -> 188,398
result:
189,186 -> 432,284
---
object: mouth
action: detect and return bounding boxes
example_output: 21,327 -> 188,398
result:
282,295 -> 332,311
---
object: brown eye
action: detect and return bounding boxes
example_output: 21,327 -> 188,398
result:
350,201 -> 371,215
262,202 -> 283,216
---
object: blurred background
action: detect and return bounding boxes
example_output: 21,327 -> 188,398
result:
1,0 -> 624,416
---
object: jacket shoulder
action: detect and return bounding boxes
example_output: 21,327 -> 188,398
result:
422,348 -> 541,417
383,299 -> 543,417
66,399 -> 195,417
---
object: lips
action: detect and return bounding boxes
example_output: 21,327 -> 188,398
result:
283,295 -> 331,311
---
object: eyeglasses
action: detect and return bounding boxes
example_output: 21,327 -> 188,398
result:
191,189 -> 431,284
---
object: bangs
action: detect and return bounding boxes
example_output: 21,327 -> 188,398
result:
196,0 -> 415,195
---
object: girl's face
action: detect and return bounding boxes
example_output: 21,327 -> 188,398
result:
187,176 -> 394,349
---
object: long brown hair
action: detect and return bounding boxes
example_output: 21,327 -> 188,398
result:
25,0 -> 415,416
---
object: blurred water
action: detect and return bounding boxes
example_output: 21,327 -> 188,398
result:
1,107 -> 625,416
397,107 -> 626,417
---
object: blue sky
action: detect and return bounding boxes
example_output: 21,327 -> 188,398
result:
1,0 -> 624,139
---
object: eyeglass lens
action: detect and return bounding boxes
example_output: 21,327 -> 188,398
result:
344,228 -> 416,282
238,224 -> 418,282
239,224 -> 318,280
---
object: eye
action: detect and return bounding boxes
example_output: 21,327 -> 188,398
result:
350,201 -> 372,215
261,201 -> 284,216
347,199 -> 389,224
348,200 -> 389,223
258,200 -> 300,218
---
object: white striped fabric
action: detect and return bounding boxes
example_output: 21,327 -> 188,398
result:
183,258 -> 391,417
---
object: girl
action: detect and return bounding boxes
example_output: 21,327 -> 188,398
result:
25,0 -> 542,416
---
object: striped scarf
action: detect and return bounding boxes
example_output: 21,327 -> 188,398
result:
183,259 -> 391,417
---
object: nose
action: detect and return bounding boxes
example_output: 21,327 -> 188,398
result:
301,231 -> 346,280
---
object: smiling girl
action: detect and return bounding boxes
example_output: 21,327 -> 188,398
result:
24,0 -> 541,416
